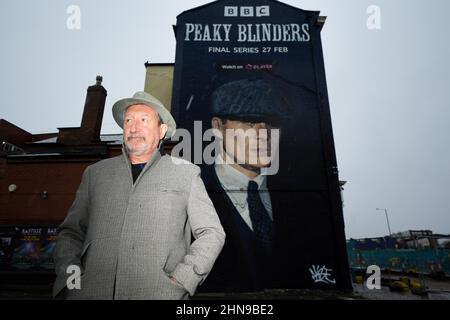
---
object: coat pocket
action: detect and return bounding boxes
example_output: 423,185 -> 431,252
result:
163,246 -> 187,274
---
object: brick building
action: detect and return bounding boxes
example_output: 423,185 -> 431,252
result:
0,76 -> 122,226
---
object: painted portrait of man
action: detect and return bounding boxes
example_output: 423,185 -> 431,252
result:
199,79 -> 287,292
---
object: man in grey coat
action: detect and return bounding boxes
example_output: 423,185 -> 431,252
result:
53,91 -> 225,300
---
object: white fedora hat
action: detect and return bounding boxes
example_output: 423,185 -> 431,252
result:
112,91 -> 176,140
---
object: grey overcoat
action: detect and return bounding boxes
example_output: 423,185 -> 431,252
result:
53,150 -> 225,299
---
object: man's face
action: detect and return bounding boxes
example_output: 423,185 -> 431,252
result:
123,104 -> 167,158
212,118 -> 277,169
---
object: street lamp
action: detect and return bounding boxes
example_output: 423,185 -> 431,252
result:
376,208 -> 392,236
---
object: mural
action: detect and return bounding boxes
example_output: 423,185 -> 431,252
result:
171,0 -> 351,292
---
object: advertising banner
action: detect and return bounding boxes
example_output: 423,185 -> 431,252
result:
1,227 -> 57,271
171,0 -> 351,292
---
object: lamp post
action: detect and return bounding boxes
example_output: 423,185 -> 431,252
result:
376,208 -> 392,236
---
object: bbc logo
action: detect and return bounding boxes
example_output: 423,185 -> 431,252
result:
224,6 -> 270,17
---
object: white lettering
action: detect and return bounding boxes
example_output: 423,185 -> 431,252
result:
66,5 -> 81,30
238,24 -> 247,42
366,265 -> 381,290
241,7 -> 254,17
185,24 -> 232,42
203,24 -> 211,41
256,6 -> 270,17
184,23 -> 310,42
302,23 -> 310,42
66,265 -> 81,290
176,304 -> 211,317
272,25 -> 282,41
291,24 -> 301,41
282,24 -> 291,41
223,24 -> 232,41
262,24 -> 271,41
247,24 -> 257,42
213,24 -> 223,41
185,23 -> 195,41
224,6 -> 238,17
367,5 -> 381,30
194,24 -> 203,41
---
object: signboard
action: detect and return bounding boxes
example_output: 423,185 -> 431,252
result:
0,227 -> 57,271
11,227 -> 43,270
171,0 -> 351,292
0,227 -> 16,270
39,227 -> 57,270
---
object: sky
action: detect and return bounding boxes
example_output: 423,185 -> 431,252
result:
1,0 -> 449,239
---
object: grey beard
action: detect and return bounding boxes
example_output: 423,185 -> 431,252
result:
125,142 -> 148,156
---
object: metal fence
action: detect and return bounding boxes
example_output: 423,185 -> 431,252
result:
347,242 -> 450,277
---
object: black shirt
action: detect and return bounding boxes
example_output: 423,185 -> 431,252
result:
131,163 -> 147,183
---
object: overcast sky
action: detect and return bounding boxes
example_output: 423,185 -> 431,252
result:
1,0 -> 449,239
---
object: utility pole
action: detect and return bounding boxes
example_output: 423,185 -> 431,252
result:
376,208 -> 392,236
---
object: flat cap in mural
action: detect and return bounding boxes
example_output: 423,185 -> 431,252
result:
210,79 -> 289,123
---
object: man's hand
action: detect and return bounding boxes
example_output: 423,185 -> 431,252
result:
169,275 -> 183,287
